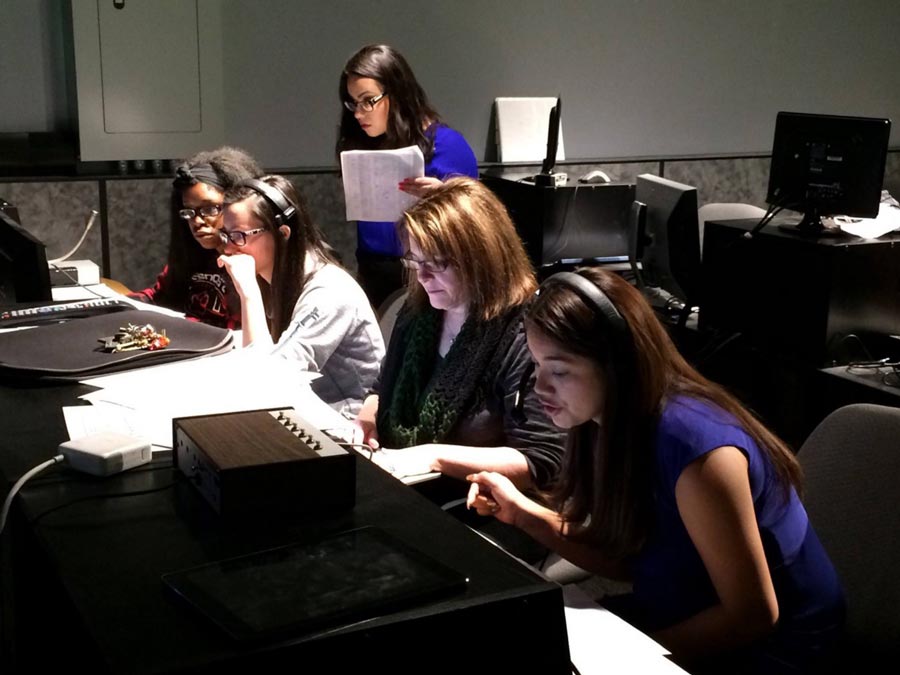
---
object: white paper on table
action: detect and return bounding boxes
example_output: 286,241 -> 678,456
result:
69,350 -> 346,450
563,585 -> 687,675
340,145 -> 424,222
836,202 -> 900,239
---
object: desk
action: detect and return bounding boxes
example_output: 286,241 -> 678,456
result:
481,171 -> 635,273
701,219 -> 900,366
818,365 -> 900,416
0,382 -> 571,673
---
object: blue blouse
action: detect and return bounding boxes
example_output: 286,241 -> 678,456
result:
631,396 -> 844,668
356,124 -> 478,256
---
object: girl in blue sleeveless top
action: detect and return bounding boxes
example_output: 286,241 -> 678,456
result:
467,267 -> 844,674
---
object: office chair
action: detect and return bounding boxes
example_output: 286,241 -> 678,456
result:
376,288 -> 407,344
798,403 -> 900,667
697,202 -> 766,256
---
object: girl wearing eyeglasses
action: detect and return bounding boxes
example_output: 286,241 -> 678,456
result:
217,175 -> 385,415
353,177 -> 564,504
129,146 -> 263,329
337,44 -> 478,312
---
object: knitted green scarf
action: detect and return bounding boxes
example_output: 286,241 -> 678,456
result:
378,306 -> 520,448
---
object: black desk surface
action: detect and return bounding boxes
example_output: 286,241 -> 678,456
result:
0,382 -> 570,673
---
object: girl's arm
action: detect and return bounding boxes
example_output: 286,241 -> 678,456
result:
653,445 -> 779,663
465,471 -> 631,580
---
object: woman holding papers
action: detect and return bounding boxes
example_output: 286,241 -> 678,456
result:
337,44 -> 478,311
466,268 -> 845,674
217,175 -> 385,415
353,177 -> 564,495
130,146 -> 263,329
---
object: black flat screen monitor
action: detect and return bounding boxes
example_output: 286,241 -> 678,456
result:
766,111 -> 891,235
541,182 -> 636,266
540,96 -> 562,176
633,174 -> 701,306
0,205 -> 52,305
481,174 -> 636,275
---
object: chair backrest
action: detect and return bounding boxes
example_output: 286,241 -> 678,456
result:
798,403 -> 900,655
377,289 -> 407,344
697,202 -> 767,255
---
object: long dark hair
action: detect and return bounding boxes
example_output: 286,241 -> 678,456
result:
224,175 -> 338,340
165,146 -> 262,309
526,267 -> 802,558
336,44 -> 441,161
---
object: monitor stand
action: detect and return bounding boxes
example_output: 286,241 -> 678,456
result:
777,208 -> 845,238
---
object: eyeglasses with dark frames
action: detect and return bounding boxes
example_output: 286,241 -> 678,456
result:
343,92 -> 387,113
218,227 -> 267,247
179,204 -> 222,221
400,255 -> 450,274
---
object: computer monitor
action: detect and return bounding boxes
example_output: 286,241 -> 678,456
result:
0,203 -> 52,304
766,111 -> 891,235
540,96 -> 561,175
534,96 -> 562,186
633,174 -> 701,307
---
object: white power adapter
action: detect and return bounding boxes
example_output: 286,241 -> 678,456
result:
59,432 -> 152,477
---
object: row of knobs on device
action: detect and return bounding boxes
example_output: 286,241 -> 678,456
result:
275,411 -> 323,450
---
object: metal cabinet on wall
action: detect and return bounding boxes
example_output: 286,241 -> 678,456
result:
71,0 -> 224,161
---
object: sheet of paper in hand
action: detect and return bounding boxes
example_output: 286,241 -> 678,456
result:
340,145 -> 425,222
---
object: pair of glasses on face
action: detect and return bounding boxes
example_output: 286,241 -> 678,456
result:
218,227 -> 267,247
179,204 -> 222,221
400,255 -> 449,274
343,92 -> 386,113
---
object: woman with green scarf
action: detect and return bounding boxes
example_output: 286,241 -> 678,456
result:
353,177 -> 565,492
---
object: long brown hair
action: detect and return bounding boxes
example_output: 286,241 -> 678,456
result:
400,177 -> 536,321
224,175 -> 338,340
526,267 -> 802,558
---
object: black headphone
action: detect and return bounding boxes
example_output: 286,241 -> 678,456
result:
541,270 -> 634,390
513,271 -> 630,422
541,271 -> 628,339
237,178 -> 297,227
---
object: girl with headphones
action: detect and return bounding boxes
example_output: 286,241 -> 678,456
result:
130,146 -> 263,328
217,175 -> 385,415
337,44 -> 478,311
467,268 -> 844,674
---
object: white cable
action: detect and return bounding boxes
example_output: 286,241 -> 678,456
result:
0,454 -> 65,536
48,209 -> 99,264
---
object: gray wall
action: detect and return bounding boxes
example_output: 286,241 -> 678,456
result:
0,0 -> 72,133
222,0 -> 900,165
4,1 -> 900,166
4,1 -> 900,291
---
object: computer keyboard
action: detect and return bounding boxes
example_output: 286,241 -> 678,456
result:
0,297 -> 134,328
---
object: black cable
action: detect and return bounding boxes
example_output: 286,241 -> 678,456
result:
742,202 -> 784,240
29,474 -> 184,527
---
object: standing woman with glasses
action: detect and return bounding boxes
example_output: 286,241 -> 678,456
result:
337,44 -> 478,311
353,177 -> 564,498
129,146 -> 263,328
217,175 -> 385,415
